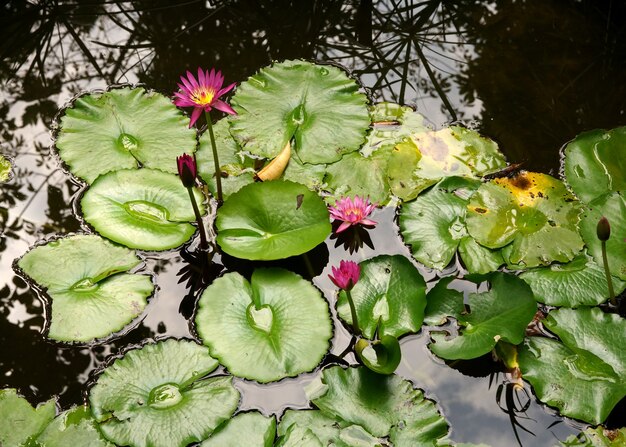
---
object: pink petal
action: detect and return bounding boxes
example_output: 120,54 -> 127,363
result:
189,107 -> 203,128
187,70 -> 199,88
361,218 -> 377,226
213,100 -> 237,115
217,82 -> 236,96
198,67 -> 206,86
336,221 -> 351,233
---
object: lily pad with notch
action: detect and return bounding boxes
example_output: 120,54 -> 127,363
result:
195,268 -> 332,382
307,365 -> 450,445
336,255 -> 427,339
89,338 -> 238,447
216,180 -> 330,260
519,307 -> 626,425
200,411 -> 276,447
17,234 -> 153,342
81,168 -> 204,251
229,60 -> 370,164
55,87 -> 196,183
466,172 -> 584,268
429,273 -> 537,360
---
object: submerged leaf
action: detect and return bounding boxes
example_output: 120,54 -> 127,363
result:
195,268 -> 332,382
55,87 -> 196,183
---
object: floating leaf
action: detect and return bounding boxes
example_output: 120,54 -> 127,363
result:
355,335 -> 402,375
308,366 -> 450,445
55,87 -> 196,183
429,273 -> 536,360
35,406 -> 114,446
229,60 -> 369,164
282,156 -> 327,191
195,268 -> 332,382
18,234 -> 153,342
458,236 -> 504,274
325,149 -> 391,205
520,253 -> 626,307
0,154 -> 11,182
388,126 -> 506,200
89,339 -> 237,447
276,410 -> 382,447
423,277 -> 464,326
81,168 -> 204,251
216,181 -> 330,260
519,307 -> 626,425
579,191 -> 626,279
563,127 -> 626,203
559,426 -> 626,446
200,412 -> 276,447
466,172 -> 584,268
360,102 -> 429,157
336,255 -> 427,339
196,117 -> 255,200
0,389 -> 56,447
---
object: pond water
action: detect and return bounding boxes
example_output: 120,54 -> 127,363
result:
1,1 -> 625,446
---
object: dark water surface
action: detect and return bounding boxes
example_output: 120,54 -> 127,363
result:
1,1 -> 625,446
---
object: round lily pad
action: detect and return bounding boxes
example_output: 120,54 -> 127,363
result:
81,168 -> 204,251
519,307 -> 626,425
55,87 -> 196,183
429,273 -> 537,360
0,389 -> 56,447
17,234 -> 153,342
520,253 -> 626,307
307,366 -> 450,445
563,126 -> 626,203
195,268 -> 332,382
215,181 -> 330,260
423,277 -> 465,326
466,172 -> 584,268
229,60 -> 370,164
579,191 -> 626,280
200,411 -> 276,447
89,339 -> 238,447
336,255 -> 426,339
35,406 -> 114,447
0,154 -> 12,182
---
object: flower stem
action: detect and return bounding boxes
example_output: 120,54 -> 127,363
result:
205,112 -> 223,204
187,187 -> 208,250
601,240 -> 616,305
345,289 -> 361,335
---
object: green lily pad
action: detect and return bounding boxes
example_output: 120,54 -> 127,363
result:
216,181 -> 330,260
229,60 -> 370,164
388,126 -> 507,200
559,426 -> 626,446
81,168 -> 204,251
519,307 -> 626,425
563,127 -> 626,203
197,118 -> 256,200
195,268 -> 332,382
308,366 -> 450,445
324,149 -> 392,205
276,410 -> 382,447
282,157 -> 327,191
0,389 -> 56,447
200,412 -> 276,447
520,253 -> 626,307
355,335 -> 402,375
458,236 -> 504,274
35,406 -> 114,446
89,339 -> 238,447
579,191 -> 626,279
423,277 -> 464,326
360,102 -> 429,157
55,87 -> 196,183
0,154 -> 11,182
18,234 -> 153,342
336,255 -> 427,339
466,172 -> 584,268
429,273 -> 536,360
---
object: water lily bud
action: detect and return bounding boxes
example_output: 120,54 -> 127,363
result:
328,260 -> 360,291
177,153 -> 197,188
597,216 -> 611,242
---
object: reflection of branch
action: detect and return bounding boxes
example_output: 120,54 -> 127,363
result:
14,169 -> 60,223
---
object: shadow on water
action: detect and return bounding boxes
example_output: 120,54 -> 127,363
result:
1,1 -> 625,445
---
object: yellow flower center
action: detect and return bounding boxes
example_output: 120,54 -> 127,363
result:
191,87 -> 216,106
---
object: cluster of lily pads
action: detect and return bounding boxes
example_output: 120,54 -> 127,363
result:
4,59 -> 626,446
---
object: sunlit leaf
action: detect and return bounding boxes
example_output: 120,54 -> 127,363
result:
0,154 -> 11,182
18,234 -> 153,342
0,389 -> 55,447
195,268 -> 332,382
519,307 -> 626,425
559,426 -> 626,446
55,87 -> 196,183
230,60 -> 369,164
216,181 -> 330,260
336,255 -> 427,339
355,335 -> 402,375
200,412 -> 276,447
89,339 -> 237,447
81,168 -> 203,251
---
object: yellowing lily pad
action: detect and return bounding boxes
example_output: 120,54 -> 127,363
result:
0,155 -> 11,182
466,172 -> 584,268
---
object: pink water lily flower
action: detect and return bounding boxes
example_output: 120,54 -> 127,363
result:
329,260 -> 360,291
174,67 -> 237,127
328,195 -> 377,233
